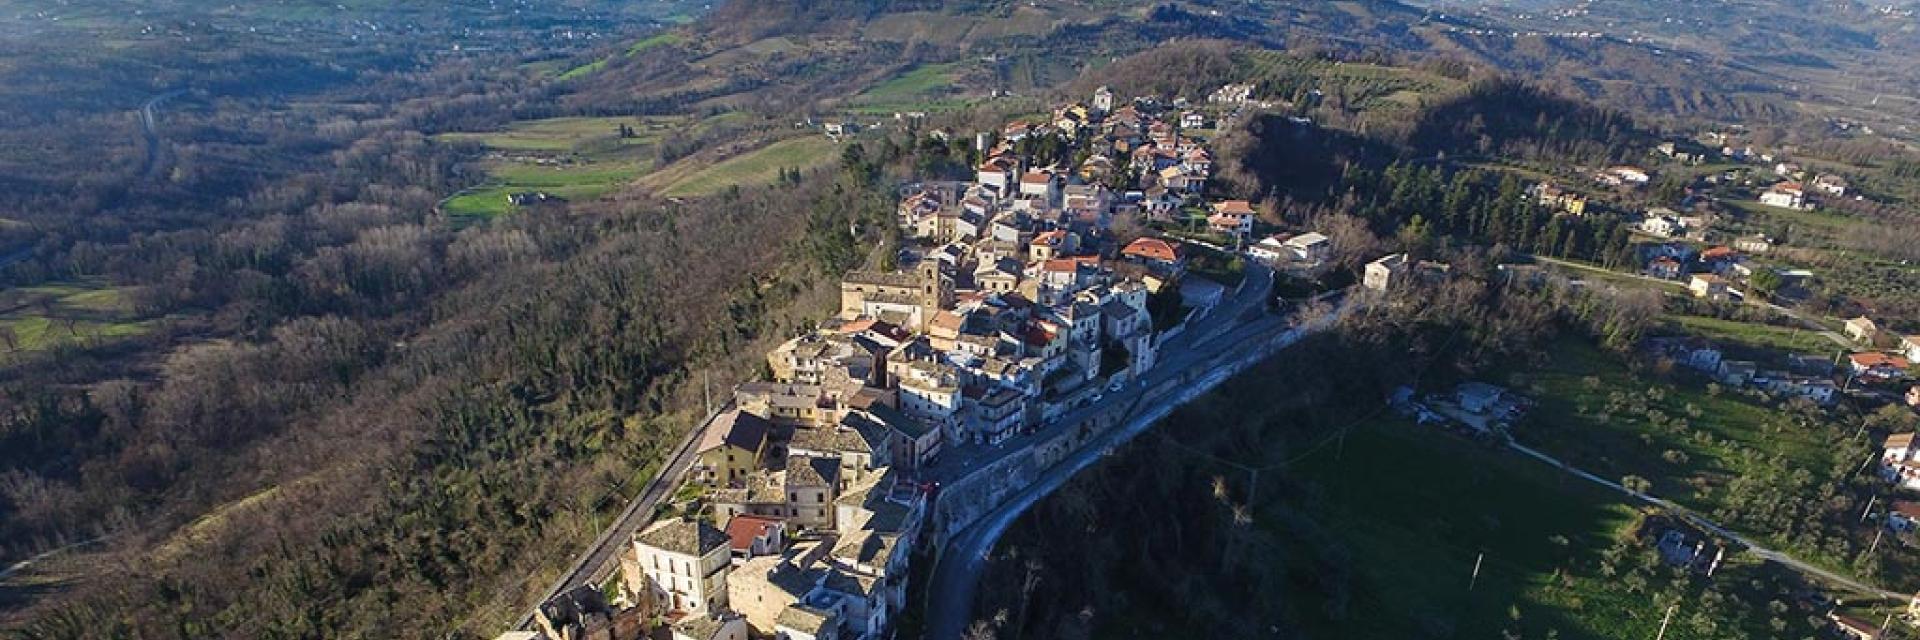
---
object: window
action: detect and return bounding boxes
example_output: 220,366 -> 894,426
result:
817,492 -> 824,501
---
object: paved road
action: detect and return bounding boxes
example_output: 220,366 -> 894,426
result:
1509,442 -> 1903,600
917,266 -> 1276,485
137,90 -> 186,180
923,269 -> 1343,640
0,536 -> 107,582
514,404 -> 724,630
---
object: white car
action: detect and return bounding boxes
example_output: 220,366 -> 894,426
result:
1108,379 -> 1125,392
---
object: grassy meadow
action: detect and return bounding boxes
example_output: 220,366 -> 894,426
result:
0,279 -> 154,359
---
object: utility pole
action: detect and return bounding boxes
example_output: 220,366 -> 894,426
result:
1468,552 -> 1485,592
1861,494 -> 1879,523
1654,604 -> 1679,640
1868,527 -> 1885,556
703,370 -> 712,417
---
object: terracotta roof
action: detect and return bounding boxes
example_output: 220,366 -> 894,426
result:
1122,237 -> 1181,263
929,310 -> 964,332
723,514 -> 783,552
1886,432 -> 1916,449
1701,246 -> 1735,260
1213,200 -> 1256,216
1893,501 -> 1920,519
1851,352 -> 1910,369
1040,258 -> 1084,273
1020,171 -> 1052,185
1032,230 -> 1066,246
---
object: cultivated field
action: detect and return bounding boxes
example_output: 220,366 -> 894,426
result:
640,136 -> 841,198
0,280 -> 152,360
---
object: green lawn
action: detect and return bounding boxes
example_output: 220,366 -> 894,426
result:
1511,338 -> 1868,571
1663,314 -> 1839,357
435,116 -> 689,218
1722,199 -> 1862,249
435,116 -> 679,152
1275,417 -> 1820,640
859,63 -> 960,103
644,137 -> 840,198
557,57 -> 608,81
625,32 -> 682,56
0,280 -> 153,358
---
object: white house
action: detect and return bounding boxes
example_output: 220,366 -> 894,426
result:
1640,215 -> 1684,238
1283,232 -> 1332,263
1689,274 -> 1730,301
1813,174 -> 1849,197
1247,235 -> 1290,263
1901,335 -> 1920,363
1364,253 -> 1409,292
628,518 -> 734,616
1882,433 -> 1920,491
1846,316 -> 1880,343
1759,182 -> 1811,210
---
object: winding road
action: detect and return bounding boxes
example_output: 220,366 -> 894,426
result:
923,266 -> 1358,640
137,90 -> 186,180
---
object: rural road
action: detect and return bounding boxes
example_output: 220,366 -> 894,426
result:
1509,442 -> 1904,601
1533,255 -> 1853,349
137,90 -> 186,180
0,536 -> 107,582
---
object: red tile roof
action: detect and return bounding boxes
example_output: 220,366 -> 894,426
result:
1213,200 -> 1256,216
724,515 -> 782,552
1851,352 -> 1911,369
1701,246 -> 1735,260
1122,237 -> 1182,263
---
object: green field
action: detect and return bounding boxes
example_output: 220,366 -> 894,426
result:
436,116 -> 692,218
0,280 -> 153,359
1275,417 -> 1814,640
435,116 -> 678,152
625,32 -> 682,56
857,63 -> 961,104
1664,314 -> 1841,356
642,136 -> 841,198
557,57 -> 608,81
1722,199 -> 1863,249
1512,339 -> 1863,565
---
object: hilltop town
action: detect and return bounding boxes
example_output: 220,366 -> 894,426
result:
501,72 -> 1920,639
505,84 -> 1372,640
